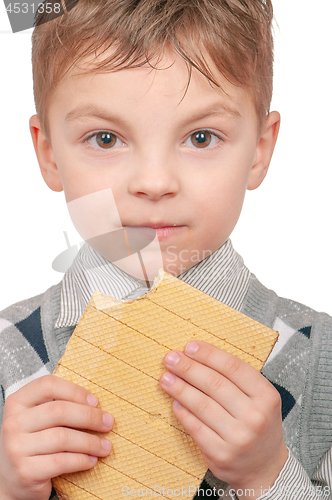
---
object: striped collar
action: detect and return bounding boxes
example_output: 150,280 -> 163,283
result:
55,239 -> 250,328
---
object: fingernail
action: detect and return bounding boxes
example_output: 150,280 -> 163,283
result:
101,438 -> 111,451
103,413 -> 113,427
173,400 -> 182,409
87,394 -> 99,407
89,455 -> 98,463
165,351 -> 180,366
185,341 -> 199,355
161,372 -> 176,386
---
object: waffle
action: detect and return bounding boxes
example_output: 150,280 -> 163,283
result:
52,270 -> 278,499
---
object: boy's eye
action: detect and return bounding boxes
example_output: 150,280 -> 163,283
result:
86,131 -> 124,149
185,130 -> 222,149
97,132 -> 116,148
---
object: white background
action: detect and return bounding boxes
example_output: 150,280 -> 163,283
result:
0,1 -> 331,314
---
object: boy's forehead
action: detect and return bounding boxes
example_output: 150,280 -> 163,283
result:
50,47 -> 253,126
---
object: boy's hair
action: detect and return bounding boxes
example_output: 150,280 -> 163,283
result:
32,0 -> 274,138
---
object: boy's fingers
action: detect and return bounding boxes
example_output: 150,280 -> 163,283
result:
163,349 -> 248,418
171,400 -> 224,459
5,375 -> 98,415
183,340 -> 270,398
25,427 -> 112,457
24,453 -> 100,483
17,401 -> 114,434
160,370 -> 233,437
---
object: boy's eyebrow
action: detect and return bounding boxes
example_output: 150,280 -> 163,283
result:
64,101 -> 241,126
179,102 -> 242,125
65,105 -> 130,127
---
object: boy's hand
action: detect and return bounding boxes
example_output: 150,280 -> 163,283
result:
0,375 -> 114,500
160,341 -> 288,499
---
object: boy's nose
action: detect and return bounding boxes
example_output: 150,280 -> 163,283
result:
127,159 -> 180,201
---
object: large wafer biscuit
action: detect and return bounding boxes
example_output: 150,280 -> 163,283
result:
52,270 -> 278,499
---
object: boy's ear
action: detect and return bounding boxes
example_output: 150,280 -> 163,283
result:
247,111 -> 280,190
29,115 -> 63,192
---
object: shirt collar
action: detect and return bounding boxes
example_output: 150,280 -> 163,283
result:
55,239 -> 250,328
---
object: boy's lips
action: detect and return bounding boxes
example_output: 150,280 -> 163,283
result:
124,224 -> 187,240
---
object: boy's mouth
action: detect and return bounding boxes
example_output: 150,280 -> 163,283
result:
124,224 -> 187,240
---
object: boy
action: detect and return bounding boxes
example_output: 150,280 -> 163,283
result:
0,1 -> 331,499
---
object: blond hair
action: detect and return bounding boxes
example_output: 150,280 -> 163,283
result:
32,0 -> 274,137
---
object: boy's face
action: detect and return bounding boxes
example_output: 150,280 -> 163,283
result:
31,50 -> 279,277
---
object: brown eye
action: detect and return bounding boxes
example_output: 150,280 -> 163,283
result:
96,132 -> 117,149
191,131 -> 212,148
